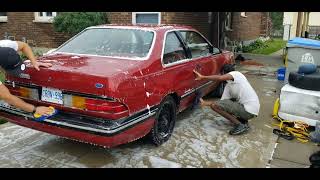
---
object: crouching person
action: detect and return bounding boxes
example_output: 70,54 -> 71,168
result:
194,64 -> 260,135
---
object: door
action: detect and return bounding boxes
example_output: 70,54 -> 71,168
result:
160,31 -> 198,112
177,30 -> 221,96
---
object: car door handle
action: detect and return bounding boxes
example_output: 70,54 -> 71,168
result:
195,64 -> 202,71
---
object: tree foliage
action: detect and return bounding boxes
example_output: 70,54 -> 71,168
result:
270,12 -> 284,31
53,12 -> 109,36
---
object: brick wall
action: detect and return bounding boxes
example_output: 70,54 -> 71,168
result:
0,12 -> 70,48
161,12 -> 210,39
108,12 -> 132,24
226,12 -> 265,42
109,12 -> 210,39
260,12 -> 272,37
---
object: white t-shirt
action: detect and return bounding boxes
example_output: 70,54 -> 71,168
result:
0,40 -> 18,51
221,71 -> 260,115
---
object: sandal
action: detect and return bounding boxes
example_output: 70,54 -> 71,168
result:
273,129 -> 294,140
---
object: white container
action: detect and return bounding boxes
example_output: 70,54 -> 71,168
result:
278,84 -> 320,126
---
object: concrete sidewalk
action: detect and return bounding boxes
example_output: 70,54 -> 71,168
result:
268,137 -> 319,168
240,53 -> 320,168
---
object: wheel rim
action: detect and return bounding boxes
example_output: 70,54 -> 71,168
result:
157,103 -> 173,139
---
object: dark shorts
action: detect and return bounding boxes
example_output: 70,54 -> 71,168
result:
215,99 -> 256,123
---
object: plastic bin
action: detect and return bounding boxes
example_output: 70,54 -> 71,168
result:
277,67 -> 286,81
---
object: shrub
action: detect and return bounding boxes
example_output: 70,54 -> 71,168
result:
53,12 -> 109,36
242,39 -> 269,53
0,119 -> 6,125
20,49 -> 43,61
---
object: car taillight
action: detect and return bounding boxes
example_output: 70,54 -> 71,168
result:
64,94 -> 128,115
8,86 -> 39,100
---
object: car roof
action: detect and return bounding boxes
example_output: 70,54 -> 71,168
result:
91,24 -> 195,31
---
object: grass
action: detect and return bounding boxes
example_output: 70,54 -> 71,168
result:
249,38 -> 287,55
0,119 -> 7,125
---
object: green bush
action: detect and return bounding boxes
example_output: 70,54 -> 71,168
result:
0,119 -> 7,125
242,39 -> 269,53
53,12 -> 109,36
20,49 -> 43,61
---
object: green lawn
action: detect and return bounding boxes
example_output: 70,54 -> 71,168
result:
0,119 -> 7,125
249,38 -> 287,55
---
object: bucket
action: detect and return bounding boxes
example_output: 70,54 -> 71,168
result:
277,67 -> 286,81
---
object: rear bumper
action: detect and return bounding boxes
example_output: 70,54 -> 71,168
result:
0,106 -> 157,148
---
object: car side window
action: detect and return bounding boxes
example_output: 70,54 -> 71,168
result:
180,31 -> 212,58
163,32 -> 187,65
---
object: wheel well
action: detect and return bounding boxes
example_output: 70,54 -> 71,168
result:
167,93 -> 180,108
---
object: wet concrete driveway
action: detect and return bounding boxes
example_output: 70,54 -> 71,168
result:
0,55 -> 283,168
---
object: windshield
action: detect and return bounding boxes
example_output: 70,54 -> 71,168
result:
56,28 -> 155,59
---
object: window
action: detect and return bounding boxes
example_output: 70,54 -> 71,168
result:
225,12 -> 233,30
163,32 -> 187,65
132,12 -> 161,25
240,12 -> 247,17
56,28 -> 154,59
34,12 -> 57,23
180,31 -> 211,58
0,12 -> 7,22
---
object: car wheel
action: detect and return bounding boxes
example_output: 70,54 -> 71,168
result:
149,96 -> 177,146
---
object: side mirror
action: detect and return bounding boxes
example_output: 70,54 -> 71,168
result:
209,46 -> 221,54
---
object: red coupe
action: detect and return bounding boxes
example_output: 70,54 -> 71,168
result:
0,24 -> 234,147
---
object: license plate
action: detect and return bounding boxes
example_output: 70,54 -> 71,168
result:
0,100 -> 12,108
41,87 -> 63,105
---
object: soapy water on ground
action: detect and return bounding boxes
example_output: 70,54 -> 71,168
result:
0,105 -> 274,168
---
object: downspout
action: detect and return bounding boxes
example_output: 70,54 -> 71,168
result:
208,12 -> 213,44
217,12 -> 220,48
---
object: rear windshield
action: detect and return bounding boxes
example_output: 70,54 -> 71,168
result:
55,28 -> 155,59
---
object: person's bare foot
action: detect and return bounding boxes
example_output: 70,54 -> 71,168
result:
200,98 -> 214,107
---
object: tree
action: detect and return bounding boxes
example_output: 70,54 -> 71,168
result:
270,12 -> 284,31
53,12 -> 109,36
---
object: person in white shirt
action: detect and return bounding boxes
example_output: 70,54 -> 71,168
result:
193,64 -> 260,135
0,40 -> 53,116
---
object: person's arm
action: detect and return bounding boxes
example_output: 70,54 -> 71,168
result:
193,70 -> 233,82
16,41 -> 52,71
0,84 -> 52,115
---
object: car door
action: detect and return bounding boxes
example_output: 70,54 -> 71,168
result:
160,31 -> 198,112
177,30 -> 223,96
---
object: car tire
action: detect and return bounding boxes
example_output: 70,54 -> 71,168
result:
289,71 -> 320,91
149,96 -> 177,146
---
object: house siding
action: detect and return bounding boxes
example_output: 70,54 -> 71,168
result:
0,12 -> 70,48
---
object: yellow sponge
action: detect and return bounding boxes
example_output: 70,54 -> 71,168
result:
33,106 -> 58,121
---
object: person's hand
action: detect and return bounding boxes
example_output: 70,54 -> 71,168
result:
35,106 -> 53,116
193,70 -> 204,81
200,98 -> 214,107
32,62 -> 52,71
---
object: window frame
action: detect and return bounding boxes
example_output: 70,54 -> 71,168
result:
0,12 -> 8,22
53,26 -> 157,61
161,31 -> 189,66
161,29 -> 220,68
33,12 -> 57,23
177,30 -> 218,59
132,12 -> 161,25
225,12 -> 233,31
240,12 -> 247,18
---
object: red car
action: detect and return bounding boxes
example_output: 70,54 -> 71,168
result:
0,25 -> 234,148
